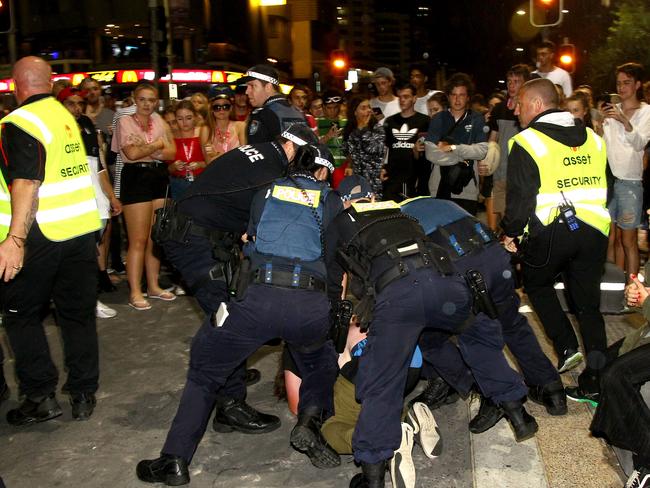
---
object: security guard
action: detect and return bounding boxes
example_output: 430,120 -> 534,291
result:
501,79 -> 609,397
401,196 -> 565,435
137,144 -> 342,486
0,56 -> 102,424
239,64 -> 307,144
325,177 -> 532,488
158,124 -> 319,435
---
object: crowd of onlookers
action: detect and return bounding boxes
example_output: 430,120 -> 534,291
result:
5,43 -> 650,321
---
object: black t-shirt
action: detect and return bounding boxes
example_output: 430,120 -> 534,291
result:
177,142 -> 288,233
488,100 -> 518,132
0,94 -> 50,183
384,112 -> 430,182
77,115 -> 102,174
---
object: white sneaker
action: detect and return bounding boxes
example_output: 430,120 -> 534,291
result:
407,401 -> 442,459
390,422 -> 416,488
174,285 -> 186,296
96,300 -> 117,319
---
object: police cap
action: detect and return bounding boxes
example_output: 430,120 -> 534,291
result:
312,144 -> 335,173
280,123 -> 318,147
239,65 -> 280,86
208,84 -> 233,100
338,175 -> 374,201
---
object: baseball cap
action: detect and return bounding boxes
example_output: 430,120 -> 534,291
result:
238,64 -> 280,85
322,89 -> 344,105
208,84 -> 233,100
372,67 -> 394,80
280,123 -> 319,146
338,175 -> 374,201
57,86 -> 87,102
312,144 -> 335,173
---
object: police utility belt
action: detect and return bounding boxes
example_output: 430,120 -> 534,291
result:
250,264 -> 326,293
429,216 -> 496,260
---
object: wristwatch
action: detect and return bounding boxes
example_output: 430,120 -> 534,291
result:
450,144 -> 457,151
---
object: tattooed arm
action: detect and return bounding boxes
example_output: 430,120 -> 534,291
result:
0,178 -> 40,282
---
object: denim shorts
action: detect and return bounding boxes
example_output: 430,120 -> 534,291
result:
609,179 -> 643,229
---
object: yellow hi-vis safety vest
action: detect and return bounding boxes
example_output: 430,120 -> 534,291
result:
508,126 -> 610,236
0,97 -> 100,241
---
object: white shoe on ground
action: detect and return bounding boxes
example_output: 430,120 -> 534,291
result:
96,300 -> 117,319
407,401 -> 442,459
390,422 -> 416,488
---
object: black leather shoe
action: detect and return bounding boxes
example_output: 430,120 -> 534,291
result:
7,393 -> 62,426
409,377 -> 459,410
469,396 -> 504,434
98,270 -> 117,293
245,368 -> 261,386
290,407 -> 341,469
212,397 -> 280,434
136,454 -> 190,486
501,399 -> 538,442
528,380 -> 568,416
349,461 -> 386,488
70,393 -> 96,421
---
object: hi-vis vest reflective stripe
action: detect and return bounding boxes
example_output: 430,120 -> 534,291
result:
0,97 -> 100,241
509,127 -> 610,236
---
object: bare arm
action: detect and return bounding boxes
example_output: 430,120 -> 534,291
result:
0,179 -> 40,281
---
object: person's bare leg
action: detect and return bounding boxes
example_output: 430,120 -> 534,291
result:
145,198 -> 166,296
123,202 -> 153,303
621,227 -> 640,279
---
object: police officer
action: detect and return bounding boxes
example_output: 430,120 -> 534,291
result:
325,177 -> 533,488
137,144 -> 342,486
239,64 -> 307,144
159,124 -> 320,435
0,56 -> 102,423
501,79 -> 610,396
401,196 -> 566,435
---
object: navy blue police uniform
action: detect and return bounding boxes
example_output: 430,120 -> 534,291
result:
247,94 -> 307,144
401,197 -> 566,419
138,168 -> 343,484
324,196 -> 529,486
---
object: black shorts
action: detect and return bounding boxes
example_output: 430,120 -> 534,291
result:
120,163 -> 169,205
480,174 -> 494,198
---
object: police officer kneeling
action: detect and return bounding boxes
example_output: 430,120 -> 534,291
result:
326,177 -> 533,488
137,144 -> 343,486
401,197 -> 565,435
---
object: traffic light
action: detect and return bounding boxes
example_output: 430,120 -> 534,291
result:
330,49 -> 348,77
529,0 -> 563,28
558,42 -> 576,73
0,0 -> 13,34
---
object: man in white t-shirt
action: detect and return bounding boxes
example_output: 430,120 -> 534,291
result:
410,63 -> 440,116
370,67 -> 400,125
532,41 -> 573,97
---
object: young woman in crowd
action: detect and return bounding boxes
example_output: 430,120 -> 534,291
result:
343,95 -> 386,199
200,85 -> 245,163
426,92 -> 448,118
566,91 -> 594,128
190,92 -> 209,127
167,101 -> 207,199
117,83 -> 177,310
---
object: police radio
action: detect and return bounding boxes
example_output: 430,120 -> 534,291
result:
558,191 -> 579,232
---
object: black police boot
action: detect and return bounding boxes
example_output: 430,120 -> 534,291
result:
212,397 -> 281,434
245,368 -> 261,387
70,392 -> 97,421
290,406 -> 341,469
469,396 -> 504,434
7,392 -> 62,426
349,461 -> 387,488
136,453 -> 190,486
501,398 -> 538,442
408,377 -> 459,410
528,380 -> 568,416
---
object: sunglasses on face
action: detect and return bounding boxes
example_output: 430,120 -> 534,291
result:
212,104 -> 231,111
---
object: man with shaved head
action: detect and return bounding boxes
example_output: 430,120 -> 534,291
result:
501,78 -> 610,401
0,56 -> 101,425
